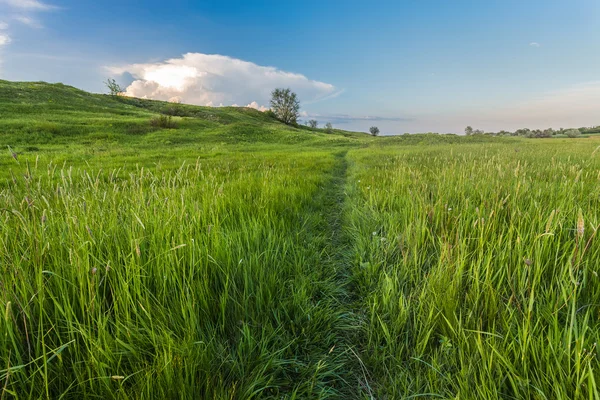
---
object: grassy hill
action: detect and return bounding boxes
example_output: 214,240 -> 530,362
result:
1,80 -> 600,399
0,80 -> 508,180
0,80 -> 368,146
0,80 -> 376,179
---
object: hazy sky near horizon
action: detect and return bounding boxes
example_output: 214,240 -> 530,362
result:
0,0 -> 599,134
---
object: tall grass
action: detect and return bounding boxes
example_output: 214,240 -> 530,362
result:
2,136 -> 600,398
346,142 -> 600,398
0,152 -> 351,398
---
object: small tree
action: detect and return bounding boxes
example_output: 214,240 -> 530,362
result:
369,126 -> 380,136
270,88 -> 300,125
325,122 -> 333,133
565,128 -> 581,138
105,78 -> 124,96
308,120 -> 318,129
465,126 -> 473,136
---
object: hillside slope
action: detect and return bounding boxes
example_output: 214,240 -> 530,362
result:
0,80 -> 369,148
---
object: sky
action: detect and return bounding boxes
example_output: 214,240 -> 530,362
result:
0,0 -> 599,134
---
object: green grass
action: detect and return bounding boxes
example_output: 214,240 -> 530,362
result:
346,142 -> 600,398
1,80 -> 599,399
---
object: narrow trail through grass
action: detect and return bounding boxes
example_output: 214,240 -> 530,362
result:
315,150 -> 372,399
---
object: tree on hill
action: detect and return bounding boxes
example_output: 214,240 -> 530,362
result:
270,88 -> 300,125
308,120 -> 318,129
370,126 -> 380,136
105,78 -> 124,96
325,122 -> 333,133
465,126 -> 473,136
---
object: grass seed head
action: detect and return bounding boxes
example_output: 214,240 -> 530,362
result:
577,209 -> 585,238
7,145 -> 18,161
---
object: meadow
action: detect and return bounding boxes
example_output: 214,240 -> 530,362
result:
1,80 -> 599,399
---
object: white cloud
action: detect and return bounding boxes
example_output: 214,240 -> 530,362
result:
0,0 -> 55,10
108,52 -> 339,110
0,33 -> 11,46
0,0 -> 55,52
246,101 -> 269,112
14,15 -> 41,27
529,42 -> 540,47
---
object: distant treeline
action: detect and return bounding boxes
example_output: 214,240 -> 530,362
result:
464,125 -> 600,138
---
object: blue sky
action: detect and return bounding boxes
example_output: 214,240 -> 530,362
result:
1,0 -> 599,134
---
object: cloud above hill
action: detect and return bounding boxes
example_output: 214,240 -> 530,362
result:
108,53 -> 339,109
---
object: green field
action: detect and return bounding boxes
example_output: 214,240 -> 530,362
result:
1,80 -> 599,399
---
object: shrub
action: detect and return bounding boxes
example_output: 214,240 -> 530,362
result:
150,115 -> 177,129
565,128 -> 581,138
264,109 -> 277,119
162,105 -> 186,117
325,122 -> 333,133
308,120 -> 318,129
104,78 -> 124,96
370,126 -> 380,136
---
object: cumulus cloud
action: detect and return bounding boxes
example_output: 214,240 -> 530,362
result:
108,53 -> 339,110
529,42 -> 541,47
246,101 -> 269,112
